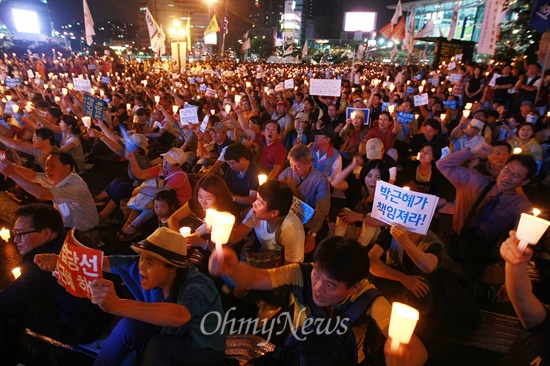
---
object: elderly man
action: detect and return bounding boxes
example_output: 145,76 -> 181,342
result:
279,144 -> 330,255
0,151 -> 99,246
0,204 -> 110,364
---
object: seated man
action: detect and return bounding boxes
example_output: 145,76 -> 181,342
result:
499,230 -> 549,365
35,227 -> 226,366
368,224 -> 442,313
223,143 -> 260,210
0,150 -> 99,246
437,142 -> 536,266
209,236 -> 428,365
278,145 -> 330,255
229,180 -> 305,264
0,204 -> 110,364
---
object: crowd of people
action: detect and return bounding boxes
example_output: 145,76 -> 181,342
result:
0,51 -> 549,365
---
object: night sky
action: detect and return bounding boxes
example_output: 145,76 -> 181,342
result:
47,0 -> 397,35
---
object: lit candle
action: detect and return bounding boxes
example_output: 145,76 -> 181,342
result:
211,211 -> 236,258
235,95 -> 242,104
82,116 -> 92,128
440,113 -> 446,121
0,227 -> 10,241
513,147 -> 522,154
418,86 -> 423,93
463,110 -> 470,118
516,211 -> 550,252
256,174 -> 268,186
464,103 -> 473,110
204,209 -> 217,228
403,186 -> 411,191
225,104 -> 231,113
154,95 -> 160,104
388,302 -> 419,351
62,88 -> 68,95
245,81 -> 251,88
387,105 -> 395,114
421,80 -> 426,86
126,103 -> 131,111
179,227 -> 192,237
172,105 -> 179,114
12,104 -> 19,114
12,267 -> 21,279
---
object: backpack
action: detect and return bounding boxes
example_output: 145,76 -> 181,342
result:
272,263 -> 382,366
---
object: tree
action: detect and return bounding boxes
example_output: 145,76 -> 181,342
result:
496,0 -> 541,62
250,36 -> 273,59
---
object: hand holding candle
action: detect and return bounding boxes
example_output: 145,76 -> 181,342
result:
12,267 -> 21,279
0,227 -> 10,241
258,174 -> 267,186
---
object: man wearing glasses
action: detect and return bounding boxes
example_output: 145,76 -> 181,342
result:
0,204 -> 110,364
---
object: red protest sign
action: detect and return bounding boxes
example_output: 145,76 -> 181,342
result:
54,229 -> 103,299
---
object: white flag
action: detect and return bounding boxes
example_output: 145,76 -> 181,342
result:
390,45 -> 398,60
145,7 -> 166,55
402,11 -> 416,53
391,0 -> 403,27
83,0 -> 95,46
302,42 -> 308,58
415,18 -> 434,38
477,0 -> 506,55
242,38 -> 251,51
447,1 -> 459,41
357,43 -> 365,60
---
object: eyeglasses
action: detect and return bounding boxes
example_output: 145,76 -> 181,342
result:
11,229 -> 40,241
501,167 -> 524,180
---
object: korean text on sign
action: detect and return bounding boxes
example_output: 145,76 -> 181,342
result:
54,229 -> 103,299
371,181 -> 438,235
83,95 -> 105,120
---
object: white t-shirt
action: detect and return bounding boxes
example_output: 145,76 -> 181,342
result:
243,209 -> 305,263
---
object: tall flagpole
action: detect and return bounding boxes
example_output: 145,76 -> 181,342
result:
220,0 -> 228,57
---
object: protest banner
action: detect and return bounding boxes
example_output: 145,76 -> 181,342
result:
290,196 -> 314,224
101,76 -> 111,84
371,181 -> 438,235
406,86 -> 415,94
179,106 -> 199,126
346,107 -> 370,125
54,229 -> 103,299
449,74 -> 462,83
428,78 -> 439,86
5,78 -> 22,88
442,100 -> 457,110
205,88 -> 216,98
397,111 -> 415,124
284,78 -> 294,89
83,94 -> 105,120
73,78 -> 92,93
413,93 -> 429,107
309,79 -> 341,97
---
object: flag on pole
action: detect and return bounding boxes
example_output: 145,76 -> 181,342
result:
403,11 -> 416,53
205,15 -> 220,36
145,7 -> 166,55
391,0 -> 403,30
379,17 -> 406,43
390,45 -> 398,60
186,18 -> 191,51
302,42 -> 308,58
283,45 -> 293,56
415,17 -> 434,38
357,43 -> 365,60
83,0 -> 95,46
447,1 -> 459,41
242,38 -> 251,51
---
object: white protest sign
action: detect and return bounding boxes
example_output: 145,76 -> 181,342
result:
383,81 -> 394,88
371,181 -> 438,235
275,82 -> 284,92
413,93 -> 429,107
284,78 -> 294,89
489,73 -> 501,88
447,61 -> 456,70
449,73 -> 462,83
73,78 -> 92,93
179,107 -> 199,126
205,88 -> 216,98
290,196 -> 314,224
199,115 -> 210,132
27,69 -> 34,79
309,79 -> 341,97
455,53 -> 463,60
